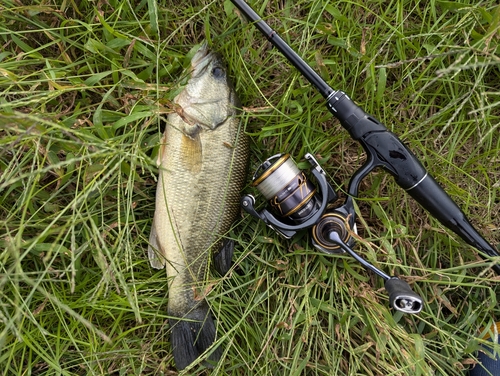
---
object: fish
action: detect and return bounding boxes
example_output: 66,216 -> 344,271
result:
147,43 -> 249,370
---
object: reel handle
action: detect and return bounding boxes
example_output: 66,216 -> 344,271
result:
325,231 -> 423,314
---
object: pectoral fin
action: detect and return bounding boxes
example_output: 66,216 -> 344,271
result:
180,131 -> 202,174
148,218 -> 166,269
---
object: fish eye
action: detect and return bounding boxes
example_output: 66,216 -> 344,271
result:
212,66 -> 225,78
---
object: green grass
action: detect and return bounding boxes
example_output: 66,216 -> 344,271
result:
1,0 -> 499,375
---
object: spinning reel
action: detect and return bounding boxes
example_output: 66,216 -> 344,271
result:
241,153 -> 423,314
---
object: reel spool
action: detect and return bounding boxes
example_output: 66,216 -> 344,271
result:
252,154 -> 320,222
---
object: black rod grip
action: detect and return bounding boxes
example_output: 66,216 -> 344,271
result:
328,91 -> 429,189
408,174 -> 500,274
329,91 -> 500,272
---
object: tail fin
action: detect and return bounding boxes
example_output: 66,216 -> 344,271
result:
169,304 -> 222,370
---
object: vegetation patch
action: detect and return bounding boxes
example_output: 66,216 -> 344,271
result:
1,0 -> 499,374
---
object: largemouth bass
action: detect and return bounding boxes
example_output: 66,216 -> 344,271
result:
148,43 -> 248,370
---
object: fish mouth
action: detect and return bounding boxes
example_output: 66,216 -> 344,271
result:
190,42 -> 222,78
191,42 -> 210,66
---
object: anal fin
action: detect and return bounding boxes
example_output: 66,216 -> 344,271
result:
213,238 -> 234,276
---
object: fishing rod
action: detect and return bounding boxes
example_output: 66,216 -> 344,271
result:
232,0 -> 500,311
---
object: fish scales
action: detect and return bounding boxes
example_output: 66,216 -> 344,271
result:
148,44 -> 248,370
